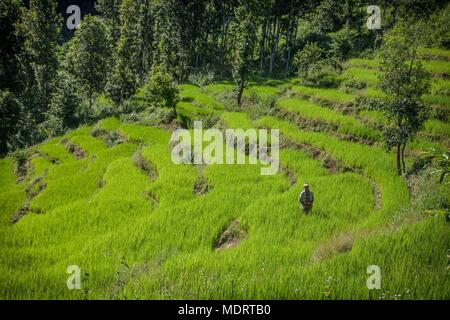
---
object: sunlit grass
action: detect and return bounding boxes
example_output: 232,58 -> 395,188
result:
0,74 -> 448,300
291,85 -> 355,104
346,57 -> 450,76
423,119 -> 450,137
432,78 -> 450,95
423,94 -> 450,108
179,85 -> 224,111
346,58 -> 379,69
424,60 -> 450,75
221,112 -> 255,129
246,85 -> 282,98
278,98 -> 381,140
423,48 -> 450,60
343,67 -> 379,85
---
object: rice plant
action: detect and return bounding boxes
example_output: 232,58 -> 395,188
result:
0,78 -> 448,300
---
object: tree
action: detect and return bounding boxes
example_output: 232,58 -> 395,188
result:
42,70 -> 82,137
152,0 -> 186,80
20,0 -> 61,123
0,0 -> 24,94
137,0 -> 154,84
66,15 -> 110,109
377,22 -> 432,175
95,0 -> 122,46
424,2 -> 450,48
293,42 -> 324,79
143,65 -> 179,117
328,25 -> 357,70
0,90 -> 23,156
0,0 -> 25,155
107,0 -> 144,105
230,2 -> 257,107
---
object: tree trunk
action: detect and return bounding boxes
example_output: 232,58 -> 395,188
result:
89,87 -> 93,110
259,21 -> 266,75
195,49 -> 199,70
269,19 -> 278,76
284,0 -> 294,73
401,142 -> 406,174
120,86 -> 124,107
221,19 -> 228,68
396,143 -> 401,176
0,139 -> 7,157
285,17 -> 298,73
236,80 -> 244,107
392,0 -> 398,26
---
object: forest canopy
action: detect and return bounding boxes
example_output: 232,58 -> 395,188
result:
1,0 -> 449,155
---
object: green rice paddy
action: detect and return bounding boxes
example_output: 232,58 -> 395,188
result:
1,51 -> 449,300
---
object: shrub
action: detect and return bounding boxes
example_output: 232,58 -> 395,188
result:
0,90 -> 23,155
43,71 -> 82,136
248,94 -> 277,120
143,65 -> 179,117
293,42 -> 324,80
91,95 -> 117,120
119,97 -> 149,115
310,67 -> 341,88
329,26 -> 358,62
11,148 -> 32,178
341,78 -> 367,93
203,114 -> 220,129
120,108 -> 175,126
187,70 -> 217,86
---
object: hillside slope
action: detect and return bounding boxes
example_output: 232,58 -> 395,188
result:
1,53 -> 449,299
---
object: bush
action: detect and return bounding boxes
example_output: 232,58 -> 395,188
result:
424,3 -> 450,48
143,65 -> 179,116
431,107 -> 450,123
11,148 -> 32,177
43,70 -> 82,137
0,90 -> 23,155
211,88 -> 237,112
120,108 -> 175,126
203,114 -> 220,129
90,126 -> 108,139
90,95 -> 117,121
341,78 -> 367,93
329,26 -> 357,62
293,42 -> 324,80
119,97 -> 149,115
248,94 -> 277,120
307,67 -> 341,88
188,70 -> 217,86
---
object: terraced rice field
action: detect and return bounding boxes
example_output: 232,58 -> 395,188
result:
0,51 -> 449,300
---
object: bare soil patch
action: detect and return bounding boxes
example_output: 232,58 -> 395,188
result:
216,220 -> 247,250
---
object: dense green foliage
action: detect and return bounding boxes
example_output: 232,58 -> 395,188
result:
1,0 -> 448,156
375,22 -> 432,175
1,71 -> 448,298
0,0 -> 449,300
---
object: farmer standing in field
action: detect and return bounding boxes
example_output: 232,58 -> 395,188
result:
299,184 -> 314,213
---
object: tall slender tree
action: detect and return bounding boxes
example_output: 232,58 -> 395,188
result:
20,0 -> 61,123
107,0 -> 142,105
0,0 -> 24,155
66,15 -> 111,109
377,22 -> 432,175
152,0 -> 186,80
0,0 -> 24,94
231,1 -> 257,106
95,0 -> 122,46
